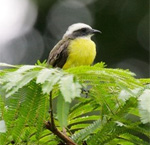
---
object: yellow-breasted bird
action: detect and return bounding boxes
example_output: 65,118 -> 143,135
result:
47,23 -> 101,69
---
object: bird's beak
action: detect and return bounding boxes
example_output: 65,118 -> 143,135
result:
92,29 -> 102,34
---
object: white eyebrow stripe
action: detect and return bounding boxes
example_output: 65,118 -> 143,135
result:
63,23 -> 92,38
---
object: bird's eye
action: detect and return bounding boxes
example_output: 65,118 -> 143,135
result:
81,28 -> 87,32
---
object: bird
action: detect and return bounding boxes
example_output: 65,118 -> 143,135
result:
47,23 -> 101,69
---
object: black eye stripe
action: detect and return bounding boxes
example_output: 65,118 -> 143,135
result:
72,27 -> 91,38
81,28 -> 87,32
73,28 -> 89,33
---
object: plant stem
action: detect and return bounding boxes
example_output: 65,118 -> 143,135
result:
45,121 -> 77,145
49,91 -> 55,130
45,91 -> 77,145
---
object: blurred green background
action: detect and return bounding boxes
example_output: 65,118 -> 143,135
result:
0,0 -> 149,78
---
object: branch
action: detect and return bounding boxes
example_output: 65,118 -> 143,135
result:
46,91 -> 77,145
45,121 -> 77,145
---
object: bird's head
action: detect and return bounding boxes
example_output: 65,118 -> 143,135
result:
63,23 -> 101,39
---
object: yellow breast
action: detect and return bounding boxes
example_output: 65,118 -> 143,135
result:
63,38 -> 96,69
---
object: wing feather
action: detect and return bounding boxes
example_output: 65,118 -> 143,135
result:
47,38 -> 70,68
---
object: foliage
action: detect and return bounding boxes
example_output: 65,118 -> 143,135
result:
0,62 -> 150,145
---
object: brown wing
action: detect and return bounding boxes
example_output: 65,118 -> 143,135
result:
47,38 -> 70,68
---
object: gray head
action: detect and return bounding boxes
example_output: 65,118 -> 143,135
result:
63,23 -> 101,39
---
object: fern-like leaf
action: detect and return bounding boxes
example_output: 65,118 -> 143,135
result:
72,119 -> 101,143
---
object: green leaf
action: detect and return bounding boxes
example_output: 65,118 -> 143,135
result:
70,123 -> 89,131
69,99 -> 98,120
35,60 -> 47,67
0,120 -> 6,133
0,63 -> 17,68
0,96 -> 5,120
138,89 -> 150,124
36,68 -> 60,84
72,119 -> 101,143
15,65 -> 39,73
68,115 -> 99,125
119,133 -> 149,145
12,83 -> 43,142
0,63 -> 149,144
4,71 -> 38,98
59,75 -> 81,103
36,94 -> 48,139
41,77 -> 60,94
37,68 -> 63,94
57,93 -> 70,128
